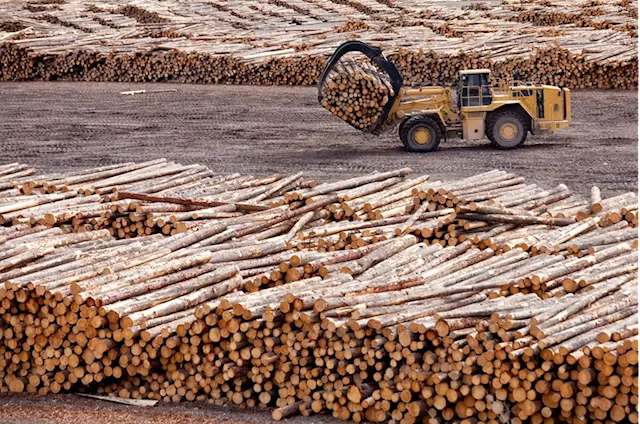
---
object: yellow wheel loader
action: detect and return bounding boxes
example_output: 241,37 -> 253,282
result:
318,41 -> 572,152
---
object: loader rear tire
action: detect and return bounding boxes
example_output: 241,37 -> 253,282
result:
487,111 -> 527,149
399,116 -> 442,153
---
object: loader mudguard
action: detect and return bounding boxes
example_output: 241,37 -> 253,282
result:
317,41 -> 403,133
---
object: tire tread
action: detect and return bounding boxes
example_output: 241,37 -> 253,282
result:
486,111 -> 527,150
399,116 -> 442,153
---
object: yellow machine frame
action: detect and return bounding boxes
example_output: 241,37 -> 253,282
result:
387,70 -> 571,143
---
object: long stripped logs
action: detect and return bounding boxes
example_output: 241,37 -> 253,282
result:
0,0 -> 636,89
0,160 -> 637,424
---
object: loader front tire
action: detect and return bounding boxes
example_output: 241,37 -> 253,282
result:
399,116 -> 442,153
487,111 -> 527,149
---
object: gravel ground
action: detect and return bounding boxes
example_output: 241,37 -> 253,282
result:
0,83 -> 637,198
0,393 -> 339,424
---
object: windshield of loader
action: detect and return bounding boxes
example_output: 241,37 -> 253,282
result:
459,73 -> 492,107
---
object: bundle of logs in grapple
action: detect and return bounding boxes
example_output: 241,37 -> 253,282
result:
0,160 -> 637,424
320,59 -> 395,130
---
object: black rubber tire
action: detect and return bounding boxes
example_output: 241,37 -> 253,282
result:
486,111 -> 528,150
487,127 -> 497,146
399,116 -> 442,152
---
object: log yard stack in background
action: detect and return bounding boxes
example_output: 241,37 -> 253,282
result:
0,160 -> 637,423
0,0 -> 637,88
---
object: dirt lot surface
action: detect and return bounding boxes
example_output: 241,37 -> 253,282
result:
1,83 -> 637,198
0,83 -> 636,422
0,393 -> 338,424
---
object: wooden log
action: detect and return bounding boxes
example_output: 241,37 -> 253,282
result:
116,191 -> 270,212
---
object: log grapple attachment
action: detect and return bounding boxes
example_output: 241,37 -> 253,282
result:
317,41 -> 403,134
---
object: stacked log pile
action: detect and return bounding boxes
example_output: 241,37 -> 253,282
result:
481,1 -> 638,34
0,0 -> 636,88
391,46 -> 637,90
335,19 -> 371,33
0,160 -> 637,424
92,239 -> 638,423
1,160 -> 216,237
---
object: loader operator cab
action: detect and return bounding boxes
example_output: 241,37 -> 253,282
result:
458,69 -> 492,109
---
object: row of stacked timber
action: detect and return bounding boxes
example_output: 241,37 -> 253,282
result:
0,160 -> 637,423
0,0 -> 636,88
0,43 -> 636,89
